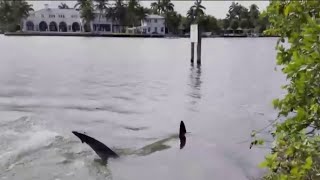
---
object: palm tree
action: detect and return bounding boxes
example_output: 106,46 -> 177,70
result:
127,0 -> 142,27
151,0 -> 173,15
228,2 -> 238,20
187,0 -> 205,23
107,0 -> 126,32
58,3 -> 69,9
249,4 -> 259,19
186,8 -> 195,19
165,11 -> 181,34
94,0 -> 108,30
0,0 -> 33,31
0,1 -> 13,31
162,0 -> 174,13
151,0 -> 163,14
75,0 -> 88,9
135,6 -> 148,22
75,0 -> 94,32
248,4 -> 260,28
12,0 -> 34,19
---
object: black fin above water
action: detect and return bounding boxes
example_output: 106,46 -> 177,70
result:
72,131 -> 119,161
179,121 -> 187,149
72,121 -> 188,160
179,121 -> 187,137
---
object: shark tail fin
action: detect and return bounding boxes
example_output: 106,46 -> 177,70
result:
179,121 -> 187,137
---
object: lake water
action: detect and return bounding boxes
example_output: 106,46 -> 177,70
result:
0,35 -> 285,180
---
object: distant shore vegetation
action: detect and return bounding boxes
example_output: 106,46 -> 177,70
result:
0,0 -> 269,35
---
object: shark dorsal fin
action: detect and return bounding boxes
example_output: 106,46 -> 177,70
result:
179,121 -> 186,137
179,121 -> 187,149
72,131 -> 119,161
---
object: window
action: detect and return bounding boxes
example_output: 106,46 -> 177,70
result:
49,15 -> 55,18
58,14 -> 65,18
161,27 -> 164,32
148,27 -> 150,32
154,19 -> 157,23
154,27 -> 157,33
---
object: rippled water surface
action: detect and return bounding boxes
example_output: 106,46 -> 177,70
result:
0,35 -> 285,180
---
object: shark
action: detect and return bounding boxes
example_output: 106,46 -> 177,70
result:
72,121 -> 187,162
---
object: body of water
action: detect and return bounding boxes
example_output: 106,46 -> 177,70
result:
0,35 -> 285,180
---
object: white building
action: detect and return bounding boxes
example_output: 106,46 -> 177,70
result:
140,14 -> 165,35
23,4 -> 82,32
22,5 -> 165,34
22,5 -> 116,33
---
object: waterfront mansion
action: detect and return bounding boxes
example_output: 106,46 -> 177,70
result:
22,4 -> 166,35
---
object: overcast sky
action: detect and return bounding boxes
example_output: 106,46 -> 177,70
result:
29,1 -> 270,19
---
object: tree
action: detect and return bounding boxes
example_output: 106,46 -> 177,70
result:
127,0 -> 145,26
107,0 -> 126,29
227,2 -> 240,20
75,0 -> 94,31
198,15 -> 220,33
252,1 -> 320,179
58,3 -> 70,9
249,4 -> 259,20
93,0 -> 113,32
162,0 -> 174,13
221,18 -> 230,30
0,1 -> 13,31
227,2 -> 249,20
248,4 -> 260,29
135,6 -> 149,22
0,0 -> 33,32
256,14 -> 269,33
165,11 -> 182,34
94,0 -> 108,26
239,19 -> 248,29
230,19 -> 239,30
151,0 -> 162,14
187,0 -> 205,23
74,0 -> 90,10
151,0 -> 173,15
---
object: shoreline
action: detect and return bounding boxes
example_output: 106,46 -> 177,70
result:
4,31 -> 165,38
3,32 -> 279,38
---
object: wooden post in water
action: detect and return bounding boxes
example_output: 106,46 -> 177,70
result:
196,26 -> 202,65
191,42 -> 195,63
190,24 -> 198,65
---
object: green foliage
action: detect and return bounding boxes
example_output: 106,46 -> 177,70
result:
75,0 -> 94,31
150,0 -> 177,33
223,2 -> 267,33
187,0 -> 205,23
151,0 -> 174,15
230,19 -> 239,30
253,0 -> 320,179
165,11 -> 182,34
199,15 -> 220,33
240,19 -> 249,29
0,0 -> 33,32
